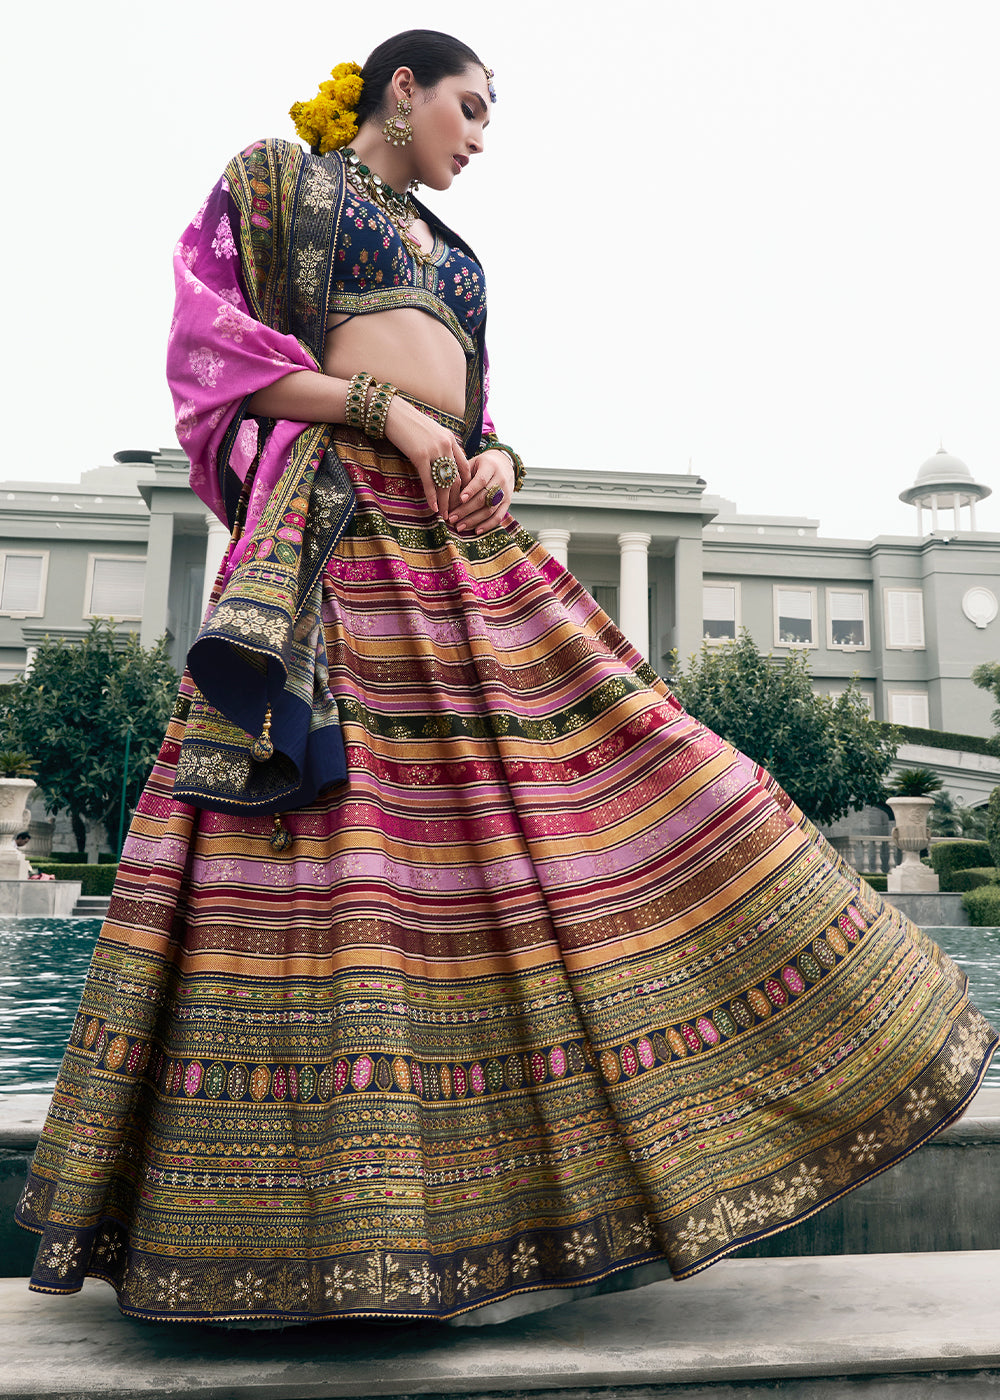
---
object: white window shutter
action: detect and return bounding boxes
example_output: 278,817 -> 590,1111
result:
890,693 -> 929,727
0,555 -> 43,612
886,590 -> 924,647
89,559 -> 146,618
830,591 -> 864,622
777,589 -> 812,620
703,586 -> 736,622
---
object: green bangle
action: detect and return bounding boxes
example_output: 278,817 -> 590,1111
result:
481,434 -> 525,492
345,372 -> 373,430
365,381 -> 397,438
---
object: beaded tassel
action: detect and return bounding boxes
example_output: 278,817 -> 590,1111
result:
251,707 -> 274,762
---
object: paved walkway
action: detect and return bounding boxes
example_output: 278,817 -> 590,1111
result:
2,1251 -> 998,1398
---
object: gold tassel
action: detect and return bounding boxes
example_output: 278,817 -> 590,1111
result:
251,706 -> 274,762
268,815 -> 293,852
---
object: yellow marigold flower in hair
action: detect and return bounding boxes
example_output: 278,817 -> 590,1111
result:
289,98 -> 324,149
291,62 -> 362,149
332,72 -> 363,109
319,112 -> 358,154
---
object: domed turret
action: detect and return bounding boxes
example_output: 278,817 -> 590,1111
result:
899,446 -> 991,533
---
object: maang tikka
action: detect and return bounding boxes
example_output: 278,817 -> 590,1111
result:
382,98 -> 413,146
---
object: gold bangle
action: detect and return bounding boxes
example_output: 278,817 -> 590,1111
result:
345,372 -> 373,430
365,381 -> 397,438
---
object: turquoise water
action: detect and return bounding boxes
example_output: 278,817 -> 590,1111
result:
1,918 -> 998,1094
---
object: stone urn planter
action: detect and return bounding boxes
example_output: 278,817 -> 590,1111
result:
0,778 -> 38,880
887,796 -> 940,893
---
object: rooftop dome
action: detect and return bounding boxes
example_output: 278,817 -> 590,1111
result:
899,444 -> 991,520
915,447 -> 974,485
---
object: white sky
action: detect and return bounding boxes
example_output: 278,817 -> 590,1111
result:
5,0 -> 999,540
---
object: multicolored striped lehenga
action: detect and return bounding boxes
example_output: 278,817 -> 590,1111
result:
15,141 -> 997,1324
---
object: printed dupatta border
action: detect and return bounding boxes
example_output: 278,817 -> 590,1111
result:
174,143 -> 355,814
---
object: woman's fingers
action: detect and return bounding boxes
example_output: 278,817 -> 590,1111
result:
452,487 -> 508,534
444,442 -> 472,515
449,451 -> 512,531
424,435 -> 468,518
383,400 -> 471,516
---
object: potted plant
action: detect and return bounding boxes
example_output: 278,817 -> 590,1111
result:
0,750 -> 38,880
886,768 -> 941,894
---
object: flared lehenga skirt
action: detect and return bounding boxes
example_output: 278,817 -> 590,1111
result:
16,420 -> 998,1324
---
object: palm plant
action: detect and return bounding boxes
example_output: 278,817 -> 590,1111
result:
0,750 -> 36,779
889,767 -> 944,798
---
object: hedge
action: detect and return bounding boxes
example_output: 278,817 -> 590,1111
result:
860,873 -> 888,892
962,884 -> 1000,927
32,862 -> 119,896
875,723 -> 996,757
946,867 -> 998,892
929,841 -> 992,881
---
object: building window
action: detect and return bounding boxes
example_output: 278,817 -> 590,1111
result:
0,552 -> 48,617
884,588 -> 925,649
773,586 -> 817,647
703,583 -> 740,642
826,686 -> 876,717
888,691 -> 930,728
827,589 -> 869,650
85,556 -> 146,620
590,584 -> 619,626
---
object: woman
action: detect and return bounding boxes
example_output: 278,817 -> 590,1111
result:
16,30 -> 996,1326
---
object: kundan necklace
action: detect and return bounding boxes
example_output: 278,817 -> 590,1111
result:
341,148 -> 429,264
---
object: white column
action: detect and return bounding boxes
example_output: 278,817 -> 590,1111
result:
140,514 -> 175,649
673,536 -> 704,662
202,514 -> 233,616
617,532 -> 651,658
915,503 -> 923,536
953,492 -> 961,531
930,494 -> 939,530
970,499 -> 978,530
536,528 -> 570,567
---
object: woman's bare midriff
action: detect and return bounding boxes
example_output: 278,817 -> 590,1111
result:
323,308 -> 468,418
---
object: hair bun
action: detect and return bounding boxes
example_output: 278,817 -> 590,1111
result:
290,61 -> 364,154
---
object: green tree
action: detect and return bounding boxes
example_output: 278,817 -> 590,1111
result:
988,787 -> 1000,871
972,662 -> 1000,756
671,631 -> 898,825
0,620 -> 177,854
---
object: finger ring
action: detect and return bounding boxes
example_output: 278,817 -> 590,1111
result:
430,456 -> 458,488
489,487 -> 503,508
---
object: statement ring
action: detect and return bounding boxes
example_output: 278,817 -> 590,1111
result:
489,487 -> 503,508
430,456 -> 458,489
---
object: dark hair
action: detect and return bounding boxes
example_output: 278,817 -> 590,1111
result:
356,30 -> 483,125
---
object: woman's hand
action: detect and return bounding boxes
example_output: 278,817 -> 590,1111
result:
448,450 -> 515,535
383,396 -> 471,518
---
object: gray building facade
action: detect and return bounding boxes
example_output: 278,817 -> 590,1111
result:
2,445 -> 998,747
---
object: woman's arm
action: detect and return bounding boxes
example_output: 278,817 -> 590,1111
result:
249,369 -> 474,519
247,370 -> 350,422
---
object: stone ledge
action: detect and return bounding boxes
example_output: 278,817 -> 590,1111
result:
0,881 -> 81,918
0,1252 -> 997,1398
888,894 -> 969,926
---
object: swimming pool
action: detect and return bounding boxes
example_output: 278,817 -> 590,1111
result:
2,917 -> 998,1094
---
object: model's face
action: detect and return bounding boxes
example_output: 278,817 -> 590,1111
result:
409,65 -> 491,190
